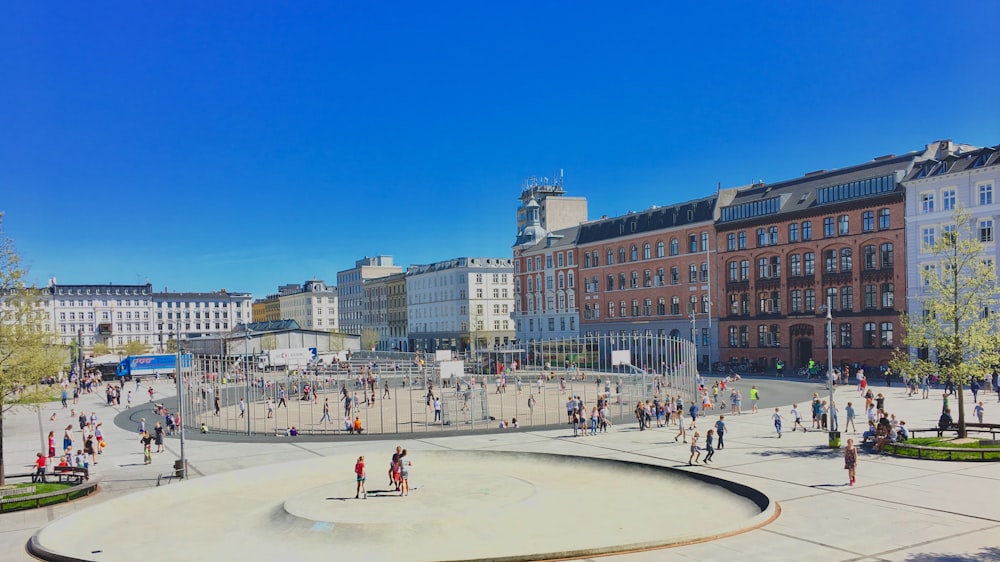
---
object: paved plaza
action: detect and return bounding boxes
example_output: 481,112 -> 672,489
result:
4,376 -> 1000,561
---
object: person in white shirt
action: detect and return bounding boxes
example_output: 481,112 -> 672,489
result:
791,405 -> 806,432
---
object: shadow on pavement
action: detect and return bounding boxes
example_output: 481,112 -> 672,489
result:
748,445 -> 842,459
904,547 -> 1000,561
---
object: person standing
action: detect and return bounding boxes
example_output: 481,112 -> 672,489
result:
238,398 -> 246,418
715,416 -> 727,449
153,421 -> 164,453
383,380 -> 391,399
214,395 -> 221,416
773,408 -> 783,438
148,385 -> 155,402
47,431 -> 56,459
975,401 -> 985,423
140,431 -> 152,464
320,398 -> 332,424
398,449 -> 412,496
703,429 -> 715,463
354,456 -> 367,499
433,397 -> 442,422
33,452 -> 48,483
844,438 -> 858,486
749,386 -> 759,414
845,402 -> 856,433
688,403 -> 699,430
277,386 -> 287,408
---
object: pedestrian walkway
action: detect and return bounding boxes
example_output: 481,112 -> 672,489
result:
5,377 -> 1000,561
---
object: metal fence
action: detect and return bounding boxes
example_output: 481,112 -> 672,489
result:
175,335 -> 699,436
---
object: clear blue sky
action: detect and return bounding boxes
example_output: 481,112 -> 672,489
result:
2,1 -> 998,299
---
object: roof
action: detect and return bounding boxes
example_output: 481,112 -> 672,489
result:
903,145 -> 1000,182
239,320 -> 301,332
576,196 -> 717,245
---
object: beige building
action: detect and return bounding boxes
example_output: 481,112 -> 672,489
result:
337,256 -> 402,335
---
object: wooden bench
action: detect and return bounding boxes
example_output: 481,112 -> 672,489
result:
53,466 -> 89,484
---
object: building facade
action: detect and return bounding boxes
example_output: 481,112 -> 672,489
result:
512,221 -> 581,343
362,275 -> 391,350
576,197 -> 720,369
715,143 -> 962,373
337,256 -> 402,335
385,272 -> 409,352
154,289 -> 252,351
47,281 -> 155,349
276,280 -> 338,331
406,257 -> 515,353
903,143 -> 999,360
516,174 -> 588,234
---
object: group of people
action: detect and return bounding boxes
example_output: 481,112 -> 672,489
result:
353,445 -> 413,499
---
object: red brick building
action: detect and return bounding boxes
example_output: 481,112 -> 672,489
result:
715,155 -> 918,373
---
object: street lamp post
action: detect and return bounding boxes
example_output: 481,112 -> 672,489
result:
825,297 -> 837,448
244,326 -> 252,436
690,311 -> 697,371
171,332 -> 188,479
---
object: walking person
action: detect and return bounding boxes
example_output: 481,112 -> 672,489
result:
845,402 -> 856,433
791,404 -> 806,432
773,408 -> 783,438
688,432 -> 701,465
214,395 -> 221,416
140,431 -> 152,464
715,416 -> 727,449
844,438 -> 858,486
433,397 -> 442,422
320,398 -> 333,424
277,386 -> 287,408
975,401 -> 985,424
239,398 -> 246,418
749,385 -> 759,414
354,455 -> 367,499
383,380 -> 390,399
703,429 -> 715,463
688,402 -> 699,429
154,421 -> 164,453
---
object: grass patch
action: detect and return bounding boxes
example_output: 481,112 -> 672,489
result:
0,483 -> 88,512
888,437 -> 1000,460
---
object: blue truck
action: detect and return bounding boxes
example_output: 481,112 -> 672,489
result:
116,354 -> 193,380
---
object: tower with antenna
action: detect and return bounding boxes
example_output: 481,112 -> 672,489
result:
515,169 -> 588,239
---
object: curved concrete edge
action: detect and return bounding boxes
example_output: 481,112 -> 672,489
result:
24,451 -> 777,562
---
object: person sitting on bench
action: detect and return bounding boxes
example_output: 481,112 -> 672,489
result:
937,409 -> 954,437
352,417 -> 364,434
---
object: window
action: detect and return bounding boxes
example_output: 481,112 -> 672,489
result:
643,299 -> 652,316
840,323 -> 852,347
878,208 -> 890,230
823,217 -> 834,237
880,243 -> 894,268
825,287 -> 838,310
701,232 -> 709,251
880,322 -> 893,346
656,241 -> 664,257
606,274 -> 614,291
729,327 -> 738,347
702,294 -> 710,313
768,226 -> 778,245
789,223 -> 798,242
881,283 -> 894,308
838,215 -> 849,235
657,298 -> 665,315
631,245 -> 639,261
863,245 -> 877,269
864,322 -> 877,347
671,267 -> 679,284
608,302 -> 615,318
864,285 -> 877,309
738,232 -> 746,249
739,326 -> 749,347
592,251 -> 599,266
729,294 -> 739,314
942,189 -> 956,211
790,290 -> 802,312
671,297 -> 680,315
770,256 -> 780,278
727,233 -> 736,250
689,235 -> 697,253
619,247 -> 626,263
921,192 -> 935,213
841,286 -> 853,310
862,211 -> 874,232
584,253 -> 591,268
701,262 -> 710,282
670,239 -> 679,255
922,228 -> 935,250
643,270 -> 651,287
631,271 -> 639,288
632,300 -> 639,316
642,243 -> 651,260
790,254 -> 801,276
757,228 -> 767,246
689,264 -> 698,283
804,289 -> 816,312
758,258 -> 769,279
758,325 -> 769,347
824,250 -> 838,273
981,220 -> 994,243
740,260 -> 749,281
980,183 -> 994,206
741,293 -> 750,314
619,273 -> 626,290
923,264 -> 936,286
802,221 -> 812,240
728,261 -> 739,281
840,249 -> 853,272
803,252 -> 815,275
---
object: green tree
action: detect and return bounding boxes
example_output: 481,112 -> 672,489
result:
328,330 -> 346,353
0,215 -> 65,485
891,209 -> 999,438
165,339 -> 178,353
360,328 -> 380,351
91,342 -> 111,356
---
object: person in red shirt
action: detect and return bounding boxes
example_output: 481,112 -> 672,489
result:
33,452 -> 48,483
354,456 -> 367,499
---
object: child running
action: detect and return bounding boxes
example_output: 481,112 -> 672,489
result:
688,432 -> 701,465
773,408 -> 783,438
354,455 -> 367,499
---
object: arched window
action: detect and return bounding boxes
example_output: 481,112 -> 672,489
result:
656,241 -> 664,257
618,247 -> 626,263
670,239 -> 679,255
618,273 -> 626,290
607,250 -> 614,265
607,274 -> 615,291
631,245 -> 639,261
584,253 -> 591,268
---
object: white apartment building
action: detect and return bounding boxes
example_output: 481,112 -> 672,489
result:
406,257 -> 515,353
337,256 -> 402,335
47,281 -> 155,349
154,289 -> 252,351
904,143 -> 999,358
277,279 -> 338,331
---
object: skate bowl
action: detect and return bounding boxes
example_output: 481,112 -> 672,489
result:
28,450 -> 776,561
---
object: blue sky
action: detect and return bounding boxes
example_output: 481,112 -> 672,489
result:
2,1 -> 998,299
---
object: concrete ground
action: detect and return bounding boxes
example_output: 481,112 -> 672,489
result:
4,376 -> 1000,561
